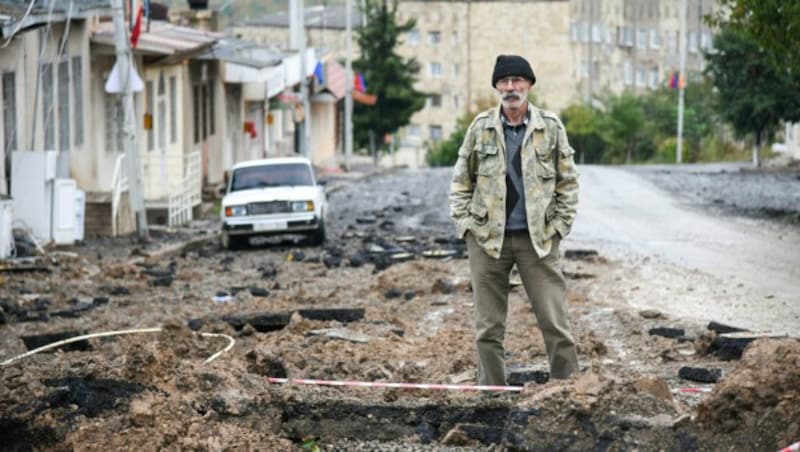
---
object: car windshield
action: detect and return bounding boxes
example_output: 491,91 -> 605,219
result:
229,163 -> 314,192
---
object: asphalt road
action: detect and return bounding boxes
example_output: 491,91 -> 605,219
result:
570,165 -> 800,330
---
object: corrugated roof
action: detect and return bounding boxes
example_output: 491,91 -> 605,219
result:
241,4 -> 363,30
1,0 -> 112,39
196,37 -> 282,69
92,20 -> 223,58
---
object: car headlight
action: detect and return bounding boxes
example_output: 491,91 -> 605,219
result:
224,205 -> 248,217
291,201 -> 314,212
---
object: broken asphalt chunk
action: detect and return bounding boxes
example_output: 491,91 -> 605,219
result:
297,308 -> 365,323
507,367 -> 550,386
307,328 -> 371,343
564,249 -> 599,260
385,288 -> 403,299
222,312 -> 292,332
249,287 -> 269,297
707,321 -> 749,335
648,327 -> 685,339
678,366 -> 721,383
21,330 -> 91,352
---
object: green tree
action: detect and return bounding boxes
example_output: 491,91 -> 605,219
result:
561,104 -> 605,164
705,28 -> 800,166
604,92 -> 646,164
711,0 -> 800,77
353,0 -> 425,151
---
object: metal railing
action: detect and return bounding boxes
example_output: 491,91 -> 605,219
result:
166,151 -> 201,227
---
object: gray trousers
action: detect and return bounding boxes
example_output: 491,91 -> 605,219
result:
467,230 -> 579,385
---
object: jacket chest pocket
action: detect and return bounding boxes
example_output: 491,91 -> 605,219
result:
534,144 -> 556,180
476,144 -> 504,176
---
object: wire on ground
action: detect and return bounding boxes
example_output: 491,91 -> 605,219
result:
0,327 -> 235,366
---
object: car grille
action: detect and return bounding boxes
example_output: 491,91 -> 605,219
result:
248,201 -> 291,215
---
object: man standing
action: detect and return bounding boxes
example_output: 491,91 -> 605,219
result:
449,55 -> 580,385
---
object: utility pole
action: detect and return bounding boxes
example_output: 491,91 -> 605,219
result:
344,0 -> 353,171
586,0 -> 594,105
676,0 -> 687,164
111,0 -> 148,240
290,0 -> 309,159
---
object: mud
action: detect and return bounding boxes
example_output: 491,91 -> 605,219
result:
1,167 -> 798,450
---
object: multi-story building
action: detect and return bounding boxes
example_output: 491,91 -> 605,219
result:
232,1 -> 577,150
569,0 -> 717,102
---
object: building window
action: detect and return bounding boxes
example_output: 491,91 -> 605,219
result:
689,31 -> 698,53
623,61 -> 633,86
57,60 -> 70,151
649,67 -> 659,88
428,94 -> 442,107
451,31 -> 458,45
649,29 -> 660,49
701,32 -> 712,50
580,60 -> 590,78
406,29 -> 419,45
201,84 -> 208,140
72,56 -> 83,146
2,72 -> 17,153
453,95 -> 459,109
169,76 -> 177,143
453,64 -> 459,77
406,123 -> 420,141
668,30 -> 677,52
429,125 -> 443,142
146,80 -> 154,150
193,85 -> 200,143
618,26 -> 633,47
104,94 -> 124,152
428,31 -> 441,44
637,28 -> 647,49
429,62 -> 442,77
157,74 -> 166,149
636,67 -> 646,87
208,80 -> 215,136
592,24 -> 602,43
42,63 -> 55,150
570,23 -> 579,42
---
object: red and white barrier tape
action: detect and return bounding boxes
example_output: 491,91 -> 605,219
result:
780,441 -> 800,452
672,387 -> 713,394
267,377 -> 523,392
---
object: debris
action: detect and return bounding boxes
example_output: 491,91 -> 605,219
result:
395,236 -> 416,243
639,309 -> 663,319
564,249 -> 599,260
432,278 -> 456,295
213,292 -> 233,304
297,308 -> 365,323
507,367 -> 549,385
707,321 -> 749,334
712,332 -> 787,360
249,287 -> 269,297
678,366 -> 722,383
422,249 -> 458,259
307,328 -> 371,343
221,312 -> 292,332
404,290 -> 416,301
356,216 -> 377,224
390,252 -> 413,262
385,288 -> 403,299
21,331 -> 91,352
648,327 -> 685,339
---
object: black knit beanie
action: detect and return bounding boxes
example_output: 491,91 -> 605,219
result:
491,55 -> 536,87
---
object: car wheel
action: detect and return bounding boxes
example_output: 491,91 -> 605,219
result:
308,219 -> 326,246
222,232 -> 248,250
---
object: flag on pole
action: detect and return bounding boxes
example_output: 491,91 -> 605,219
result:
354,73 -> 366,93
669,72 -> 684,89
313,62 -> 325,85
130,5 -> 144,48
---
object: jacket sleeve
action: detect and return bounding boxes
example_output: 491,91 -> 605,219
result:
551,116 -> 579,239
449,120 -> 479,239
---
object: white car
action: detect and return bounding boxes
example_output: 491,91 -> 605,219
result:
220,157 -> 327,249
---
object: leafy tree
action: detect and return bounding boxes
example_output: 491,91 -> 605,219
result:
705,28 -> 800,166
561,104 -> 606,164
353,0 -> 425,151
710,0 -> 800,78
604,92 -> 646,164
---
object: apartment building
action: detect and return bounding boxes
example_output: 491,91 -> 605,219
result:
569,0 -> 717,102
233,1 -> 576,149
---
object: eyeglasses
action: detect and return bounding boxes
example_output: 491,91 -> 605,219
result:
495,76 -> 528,87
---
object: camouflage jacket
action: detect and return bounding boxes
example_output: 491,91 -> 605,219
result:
449,103 -> 579,259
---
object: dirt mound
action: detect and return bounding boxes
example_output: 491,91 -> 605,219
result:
697,338 -> 800,447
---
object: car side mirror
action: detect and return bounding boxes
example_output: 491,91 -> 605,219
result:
317,179 -> 328,186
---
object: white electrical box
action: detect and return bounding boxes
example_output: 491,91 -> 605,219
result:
0,199 -> 12,258
53,179 -> 76,245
